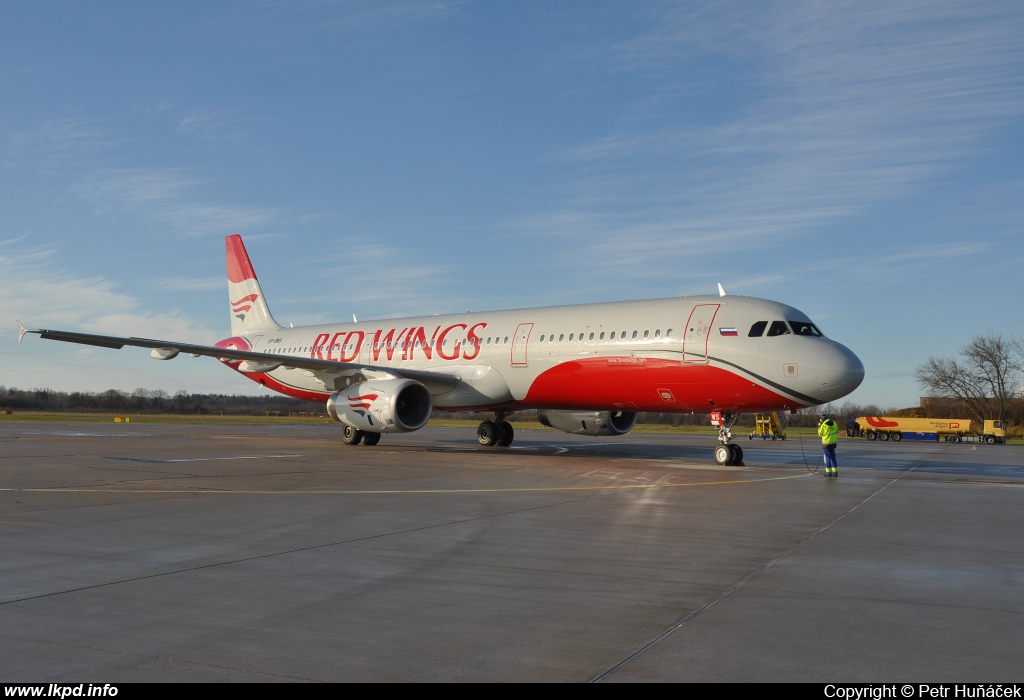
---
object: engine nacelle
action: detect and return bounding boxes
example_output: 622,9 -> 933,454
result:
536,409 -> 639,436
326,378 -> 432,433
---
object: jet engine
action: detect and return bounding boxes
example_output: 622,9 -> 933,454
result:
536,409 -> 638,436
326,378 -> 432,433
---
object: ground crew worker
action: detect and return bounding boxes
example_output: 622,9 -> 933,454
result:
818,415 -> 839,477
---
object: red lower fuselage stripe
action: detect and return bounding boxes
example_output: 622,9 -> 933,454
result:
225,356 -> 796,413
521,357 -> 795,412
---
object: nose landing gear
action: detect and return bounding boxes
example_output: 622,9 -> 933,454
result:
712,412 -> 744,466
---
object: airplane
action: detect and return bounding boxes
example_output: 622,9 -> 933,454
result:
17,235 -> 864,465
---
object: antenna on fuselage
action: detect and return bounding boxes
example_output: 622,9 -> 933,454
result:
353,314 -> 358,323
718,283 -> 727,297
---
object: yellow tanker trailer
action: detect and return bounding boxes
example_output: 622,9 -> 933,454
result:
848,416 -> 1007,444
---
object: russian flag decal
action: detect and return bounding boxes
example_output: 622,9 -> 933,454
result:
719,328 -> 738,336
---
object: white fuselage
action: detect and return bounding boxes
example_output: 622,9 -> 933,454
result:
222,295 -> 863,414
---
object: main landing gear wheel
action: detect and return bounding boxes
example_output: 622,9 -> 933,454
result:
714,444 -> 731,465
496,421 -> 514,447
341,425 -> 363,445
478,419 -> 515,447
362,432 -> 381,446
477,420 -> 498,447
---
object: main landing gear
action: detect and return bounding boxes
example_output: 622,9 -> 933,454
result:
478,413 -> 515,447
341,424 -> 381,446
713,412 -> 744,466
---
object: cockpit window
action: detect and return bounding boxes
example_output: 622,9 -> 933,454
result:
788,320 -> 823,337
748,321 -> 768,337
766,321 -> 791,337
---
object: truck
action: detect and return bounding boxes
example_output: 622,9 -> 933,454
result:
846,416 -> 1008,444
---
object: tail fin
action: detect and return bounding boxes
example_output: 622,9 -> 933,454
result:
226,235 -> 281,336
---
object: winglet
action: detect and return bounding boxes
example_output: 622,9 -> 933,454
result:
717,283 -> 727,297
16,320 -> 30,344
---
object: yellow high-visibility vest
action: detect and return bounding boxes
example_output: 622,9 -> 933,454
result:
818,420 -> 838,444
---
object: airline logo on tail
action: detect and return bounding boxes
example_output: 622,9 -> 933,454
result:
225,233 -> 280,334
230,293 -> 259,320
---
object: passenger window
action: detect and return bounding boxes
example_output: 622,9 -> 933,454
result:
643,330 -> 649,339
749,321 -> 768,337
632,330 -> 638,339
610,331 -> 616,340
504,336 -> 509,344
767,321 -> 791,337
568,333 -> 574,341
589,332 -> 595,340
599,332 -> 605,340
655,329 -> 661,338
559,334 -> 564,342
788,320 -> 823,337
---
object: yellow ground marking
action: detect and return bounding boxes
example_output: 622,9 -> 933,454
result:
7,473 -> 810,496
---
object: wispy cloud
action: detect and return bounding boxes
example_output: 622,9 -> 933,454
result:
152,276 -> 224,292
71,168 -> 276,238
0,242 -> 219,343
6,117 -> 119,168
177,109 -> 227,136
286,241 -> 462,323
528,1 -> 1024,276
197,0 -> 461,82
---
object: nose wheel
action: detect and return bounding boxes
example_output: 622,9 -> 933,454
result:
712,412 -> 744,466
714,443 -> 744,466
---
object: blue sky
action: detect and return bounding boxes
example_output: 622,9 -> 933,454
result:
2,1 -> 1022,408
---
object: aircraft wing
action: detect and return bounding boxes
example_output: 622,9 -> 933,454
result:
16,322 -> 461,393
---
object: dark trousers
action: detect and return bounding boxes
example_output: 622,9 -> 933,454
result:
823,443 -> 837,469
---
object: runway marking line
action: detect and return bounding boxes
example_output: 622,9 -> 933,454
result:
2,473 -> 810,495
165,454 -> 302,463
591,455 -> 929,683
935,479 -> 1024,489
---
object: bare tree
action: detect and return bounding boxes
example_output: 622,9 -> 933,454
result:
916,334 -> 1023,424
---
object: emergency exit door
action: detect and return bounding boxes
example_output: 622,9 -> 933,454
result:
683,304 -> 719,364
511,323 -> 533,366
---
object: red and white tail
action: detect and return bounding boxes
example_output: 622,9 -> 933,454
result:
226,235 -> 281,336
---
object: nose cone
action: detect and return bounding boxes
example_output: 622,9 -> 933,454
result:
817,343 -> 865,399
